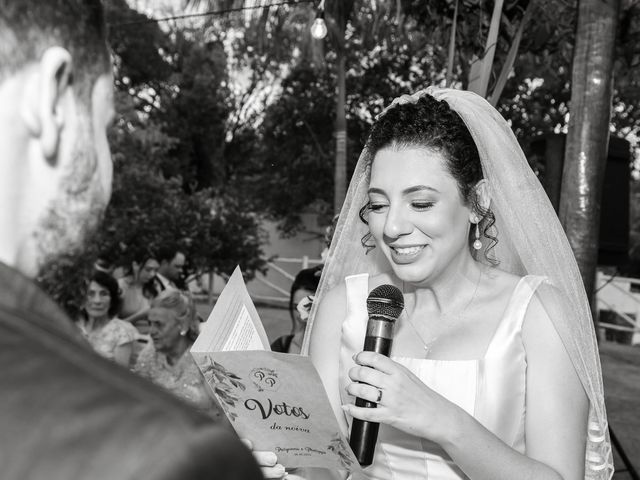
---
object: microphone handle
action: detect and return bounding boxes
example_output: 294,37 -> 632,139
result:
349,334 -> 393,466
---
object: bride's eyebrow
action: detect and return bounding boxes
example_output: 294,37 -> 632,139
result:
367,185 -> 440,196
403,185 -> 440,194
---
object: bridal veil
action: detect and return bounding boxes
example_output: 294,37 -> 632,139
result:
302,86 -> 613,479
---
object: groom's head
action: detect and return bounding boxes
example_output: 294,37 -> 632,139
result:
0,0 -> 114,276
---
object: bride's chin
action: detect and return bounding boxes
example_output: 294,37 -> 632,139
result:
390,265 -> 429,284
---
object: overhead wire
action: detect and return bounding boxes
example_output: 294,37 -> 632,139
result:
111,0 -> 316,28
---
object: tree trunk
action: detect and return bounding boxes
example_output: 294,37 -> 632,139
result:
327,0 -> 354,215
559,0 -> 620,320
334,51 -> 347,214
326,0 -> 355,213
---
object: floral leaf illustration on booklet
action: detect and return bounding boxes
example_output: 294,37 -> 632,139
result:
200,356 -> 246,421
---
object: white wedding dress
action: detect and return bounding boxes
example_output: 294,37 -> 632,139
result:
339,273 -> 545,480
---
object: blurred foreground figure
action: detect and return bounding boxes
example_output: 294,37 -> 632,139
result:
0,2 -> 261,479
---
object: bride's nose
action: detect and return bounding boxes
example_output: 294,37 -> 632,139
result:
383,203 -> 412,239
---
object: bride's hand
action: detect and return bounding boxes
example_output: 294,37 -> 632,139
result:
343,352 -> 465,445
241,439 -> 287,479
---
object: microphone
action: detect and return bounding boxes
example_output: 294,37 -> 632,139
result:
349,284 -> 404,466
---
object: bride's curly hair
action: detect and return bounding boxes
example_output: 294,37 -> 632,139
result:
358,92 -> 498,265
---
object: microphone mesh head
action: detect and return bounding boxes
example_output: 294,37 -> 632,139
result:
367,284 -> 404,320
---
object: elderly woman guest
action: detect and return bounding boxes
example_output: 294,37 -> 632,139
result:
76,270 -> 138,368
256,87 -> 613,480
133,289 -> 220,418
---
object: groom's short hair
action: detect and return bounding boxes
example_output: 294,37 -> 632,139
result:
0,0 -> 111,103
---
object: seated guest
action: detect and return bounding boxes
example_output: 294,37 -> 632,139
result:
76,271 -> 138,368
134,289 -> 220,418
153,246 -> 186,291
93,254 -> 114,275
117,251 -> 160,332
271,265 -> 322,354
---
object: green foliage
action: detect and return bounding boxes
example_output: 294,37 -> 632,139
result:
106,0 -> 174,89
188,0 -> 640,231
37,1 -> 267,317
38,0 -> 640,317
240,63 -> 337,233
159,38 -> 231,188
223,1 -> 464,233
108,84 -> 266,278
37,248 -> 102,320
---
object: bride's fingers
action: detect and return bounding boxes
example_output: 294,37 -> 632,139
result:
253,450 -> 286,479
261,463 -> 287,479
353,351 -> 398,374
240,438 -> 286,478
346,381 -> 383,403
348,363 -> 387,387
253,450 -> 278,467
342,402 -> 384,423
241,438 -> 278,467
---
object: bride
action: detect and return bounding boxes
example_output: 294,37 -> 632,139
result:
256,87 -> 612,480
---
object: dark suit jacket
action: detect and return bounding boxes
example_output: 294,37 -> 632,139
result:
0,262 -> 263,480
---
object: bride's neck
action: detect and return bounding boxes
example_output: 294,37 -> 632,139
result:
401,257 -> 483,316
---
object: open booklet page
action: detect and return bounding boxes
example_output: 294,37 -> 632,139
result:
191,266 -> 270,352
191,267 -> 360,473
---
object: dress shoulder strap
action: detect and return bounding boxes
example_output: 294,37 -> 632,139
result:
342,274 -> 369,356
339,274 -> 370,430
485,275 -> 547,358
345,274 -> 369,315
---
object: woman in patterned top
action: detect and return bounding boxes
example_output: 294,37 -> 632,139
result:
76,270 -> 138,367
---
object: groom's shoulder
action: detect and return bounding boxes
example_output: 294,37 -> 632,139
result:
0,300 -> 261,480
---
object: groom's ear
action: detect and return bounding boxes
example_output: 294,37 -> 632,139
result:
21,46 -> 74,163
474,180 -> 491,211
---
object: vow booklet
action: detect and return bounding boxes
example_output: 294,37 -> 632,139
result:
191,267 -> 360,473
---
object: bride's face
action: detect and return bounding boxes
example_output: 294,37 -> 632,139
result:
367,146 -> 473,286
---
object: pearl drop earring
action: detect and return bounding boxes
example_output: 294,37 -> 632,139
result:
473,221 -> 482,250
